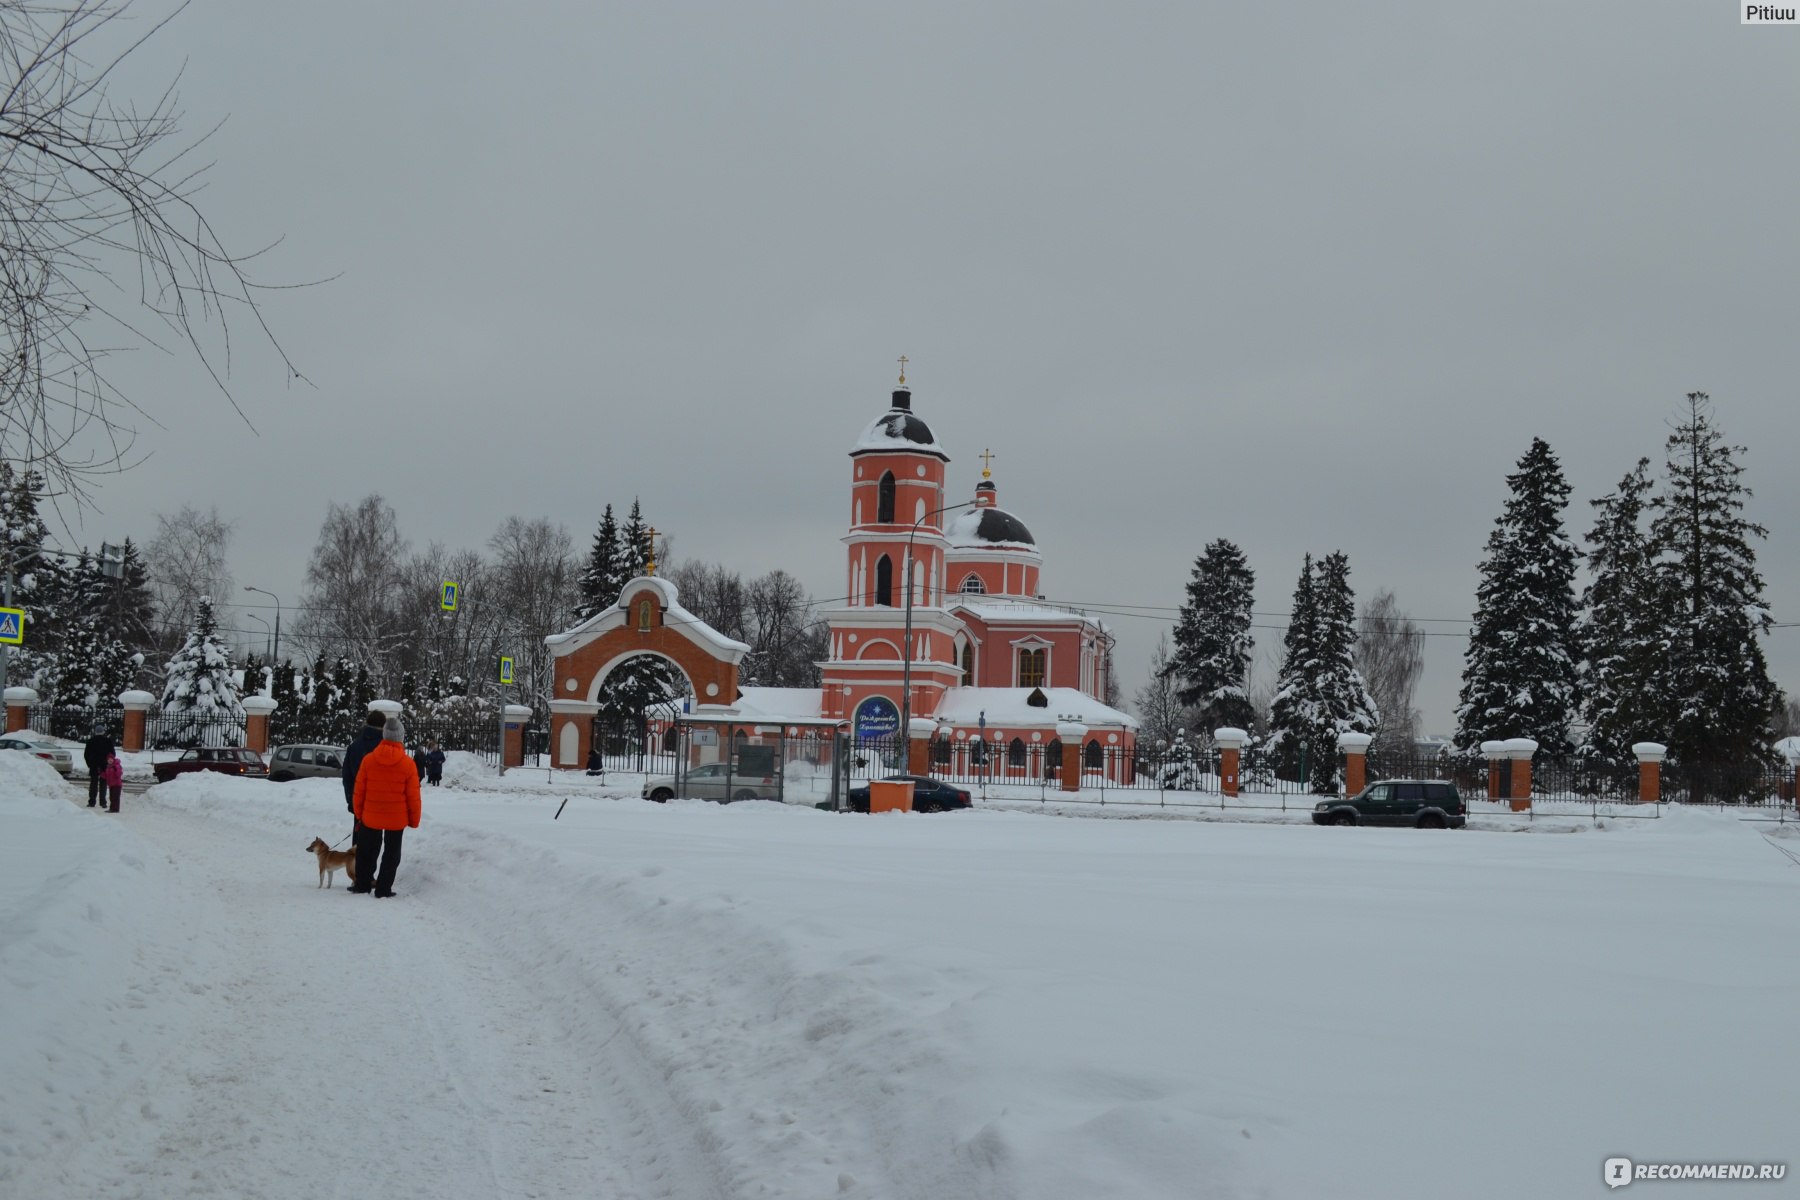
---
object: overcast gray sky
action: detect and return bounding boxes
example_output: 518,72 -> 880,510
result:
62,0 -> 1800,733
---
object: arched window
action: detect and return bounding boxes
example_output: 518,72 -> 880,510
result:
1045,739 -> 1062,779
960,642 -> 974,686
877,472 -> 896,524
1017,647 -> 1046,688
1085,739 -> 1104,769
1008,737 -> 1026,768
662,725 -> 679,753
930,737 -> 951,765
875,555 -> 893,607
959,573 -> 986,594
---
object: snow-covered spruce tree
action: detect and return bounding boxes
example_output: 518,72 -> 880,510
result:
1578,459 -> 1673,769
0,461 -> 67,686
1266,555 -> 1326,788
600,498 -> 681,743
574,503 -> 625,621
1454,437 -> 1581,755
158,596 -> 244,746
1648,393 -> 1783,772
1268,554 -> 1378,793
48,552 -> 135,709
1158,728 -> 1205,791
1313,551 -> 1379,751
1164,538 -> 1256,732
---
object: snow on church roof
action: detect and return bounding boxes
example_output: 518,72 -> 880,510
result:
932,687 -> 1139,731
946,506 -> 1036,549
848,391 -> 949,460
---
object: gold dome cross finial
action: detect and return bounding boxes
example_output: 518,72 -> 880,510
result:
896,354 -> 908,385
979,447 -> 996,479
645,526 -> 658,577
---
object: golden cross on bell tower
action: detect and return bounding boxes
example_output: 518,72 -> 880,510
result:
979,447 -> 996,479
896,355 -> 908,385
644,526 -> 658,577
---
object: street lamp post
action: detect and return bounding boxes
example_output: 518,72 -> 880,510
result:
897,500 -> 978,745
245,613 -> 271,659
242,586 -> 281,666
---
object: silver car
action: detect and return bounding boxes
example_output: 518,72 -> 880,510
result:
268,743 -> 347,782
641,761 -> 781,803
0,734 -> 74,776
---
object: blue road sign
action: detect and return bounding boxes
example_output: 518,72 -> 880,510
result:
441,581 -> 460,611
0,607 -> 22,645
499,655 -> 514,685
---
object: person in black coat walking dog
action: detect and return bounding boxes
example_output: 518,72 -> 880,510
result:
340,710 -> 387,849
83,727 -> 116,808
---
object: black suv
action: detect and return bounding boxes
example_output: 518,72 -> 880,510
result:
1313,779 -> 1466,828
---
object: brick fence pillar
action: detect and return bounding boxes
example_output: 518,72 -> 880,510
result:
502,704 -> 533,769
1480,740 -> 1505,800
1214,726 -> 1248,798
119,689 -> 156,751
241,696 -> 278,755
1337,731 -> 1373,797
549,700 -> 600,770
1505,738 -> 1538,812
1631,741 -> 1667,804
3,686 -> 37,733
907,718 -> 936,776
1057,720 -> 1087,792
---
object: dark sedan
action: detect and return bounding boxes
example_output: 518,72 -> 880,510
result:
844,774 -> 972,813
152,747 -> 270,783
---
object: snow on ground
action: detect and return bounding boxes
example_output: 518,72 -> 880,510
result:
3,755 -> 1797,1199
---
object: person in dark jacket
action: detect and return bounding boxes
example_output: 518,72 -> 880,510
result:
423,741 -> 445,786
352,715 -> 422,897
83,728 -> 116,808
585,746 -> 603,776
341,710 -> 387,846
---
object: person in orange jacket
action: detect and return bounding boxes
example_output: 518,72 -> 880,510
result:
351,715 -> 422,898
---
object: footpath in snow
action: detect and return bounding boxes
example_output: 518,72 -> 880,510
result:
3,753 -> 1797,1200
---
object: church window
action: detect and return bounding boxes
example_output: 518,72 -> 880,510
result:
930,738 -> 952,766
1008,737 -> 1026,768
875,555 -> 893,607
959,573 -> 986,594
960,642 -> 974,686
663,725 -> 679,753
1017,647 -> 1046,689
1085,739 -> 1104,769
877,472 -> 896,524
1045,739 -> 1062,779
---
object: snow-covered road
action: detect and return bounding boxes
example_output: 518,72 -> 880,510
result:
5,753 -> 1798,1199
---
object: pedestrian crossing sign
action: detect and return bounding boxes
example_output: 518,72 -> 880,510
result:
441,581 -> 459,611
499,656 -> 514,685
0,607 -> 22,645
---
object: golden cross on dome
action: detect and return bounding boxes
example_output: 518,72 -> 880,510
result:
896,355 -> 908,385
645,526 -> 658,577
979,448 -> 996,479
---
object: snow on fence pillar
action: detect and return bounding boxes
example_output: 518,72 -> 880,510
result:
1780,739 -> 1800,811
118,690 -> 156,752
1214,727 -> 1248,798
1480,740 -> 1506,801
1057,720 -> 1087,792
1504,738 -> 1538,811
906,717 -> 937,775
240,696 -> 278,755
3,686 -> 37,733
1631,742 -> 1667,805
502,704 -> 533,768
1337,731 -> 1373,798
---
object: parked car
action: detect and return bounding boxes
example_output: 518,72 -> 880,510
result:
152,747 -> 270,784
268,743 -> 347,782
844,774 -> 972,814
0,733 -> 74,777
642,761 -> 781,803
1313,779 -> 1465,828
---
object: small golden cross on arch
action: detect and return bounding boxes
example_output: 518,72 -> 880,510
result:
896,355 -> 908,385
645,526 -> 659,576
979,448 -> 996,478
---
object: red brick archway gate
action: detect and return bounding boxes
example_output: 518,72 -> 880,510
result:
544,576 -> 750,771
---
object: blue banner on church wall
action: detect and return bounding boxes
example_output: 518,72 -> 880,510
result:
853,696 -> 899,740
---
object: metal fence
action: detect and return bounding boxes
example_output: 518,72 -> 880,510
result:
31,704 -> 125,742
144,710 -> 246,750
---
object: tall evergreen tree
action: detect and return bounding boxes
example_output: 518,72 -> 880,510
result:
1267,555 -> 1325,787
159,596 -> 245,746
598,498 -> 681,749
1313,551 -> 1379,747
0,461 -> 66,686
575,504 -> 624,621
1578,459 -> 1672,767
1268,553 -> 1378,793
1647,393 -> 1783,770
1164,538 -> 1256,732
1454,437 -> 1581,754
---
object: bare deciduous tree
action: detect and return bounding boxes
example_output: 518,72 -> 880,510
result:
0,0 -> 310,502
296,494 -> 408,681
1133,634 -> 1195,748
144,503 -> 233,645
1356,589 -> 1425,751
486,516 -> 575,712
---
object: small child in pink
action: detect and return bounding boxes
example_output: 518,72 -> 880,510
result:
101,752 -> 124,813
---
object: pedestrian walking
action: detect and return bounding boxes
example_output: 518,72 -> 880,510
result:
83,726 -> 115,808
351,715 -> 421,898
424,741 -> 445,786
101,751 -> 124,813
586,745 -> 603,776
341,710 -> 386,850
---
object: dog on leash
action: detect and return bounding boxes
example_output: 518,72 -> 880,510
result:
306,837 -> 358,889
